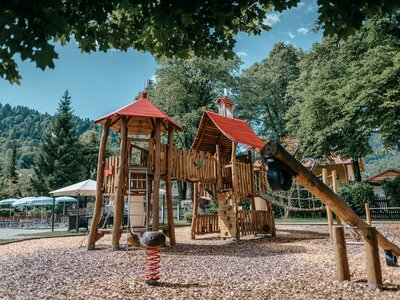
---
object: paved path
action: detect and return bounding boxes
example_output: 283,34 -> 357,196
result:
0,227 -> 68,240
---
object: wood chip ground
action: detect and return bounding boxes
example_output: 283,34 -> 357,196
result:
1,224 -> 400,299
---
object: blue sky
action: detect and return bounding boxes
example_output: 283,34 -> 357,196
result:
0,0 -> 321,120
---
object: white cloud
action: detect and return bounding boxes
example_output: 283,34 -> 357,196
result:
306,3 -> 317,12
297,27 -> 309,35
288,31 -> 295,39
263,12 -> 281,26
297,2 -> 306,9
237,51 -> 248,58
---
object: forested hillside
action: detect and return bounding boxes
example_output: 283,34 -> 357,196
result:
0,102 -> 96,168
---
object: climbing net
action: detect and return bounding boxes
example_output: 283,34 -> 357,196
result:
268,155 -> 325,212
268,182 -> 326,212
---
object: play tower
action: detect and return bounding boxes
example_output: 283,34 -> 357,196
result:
87,93 -> 275,250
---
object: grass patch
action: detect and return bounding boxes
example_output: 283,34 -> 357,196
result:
17,230 -> 87,237
275,218 -> 328,223
0,239 -> 18,244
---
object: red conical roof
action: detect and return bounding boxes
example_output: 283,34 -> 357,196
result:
95,92 -> 182,134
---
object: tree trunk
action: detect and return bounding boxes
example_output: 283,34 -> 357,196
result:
352,158 -> 362,182
177,180 -> 187,200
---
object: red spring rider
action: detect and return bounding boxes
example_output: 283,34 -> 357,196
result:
140,231 -> 166,285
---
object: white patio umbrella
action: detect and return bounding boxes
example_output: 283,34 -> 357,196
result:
0,198 -> 18,219
55,196 -> 77,215
50,180 -> 96,232
0,198 -> 18,205
50,179 -> 97,196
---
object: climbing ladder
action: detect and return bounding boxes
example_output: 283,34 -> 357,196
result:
127,167 -> 149,233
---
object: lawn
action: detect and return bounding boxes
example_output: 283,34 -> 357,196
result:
17,230 -> 87,237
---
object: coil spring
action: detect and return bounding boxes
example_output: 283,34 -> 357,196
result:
144,247 -> 161,284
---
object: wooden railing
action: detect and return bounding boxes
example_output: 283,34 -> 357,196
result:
238,210 -> 274,236
192,214 -> 220,236
235,162 -> 253,197
253,165 -> 269,193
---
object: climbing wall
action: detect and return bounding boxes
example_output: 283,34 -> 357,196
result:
217,191 -> 238,239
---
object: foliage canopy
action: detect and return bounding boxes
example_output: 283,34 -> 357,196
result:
2,0 -> 399,84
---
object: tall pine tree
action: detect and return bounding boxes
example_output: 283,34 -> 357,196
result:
5,146 -> 18,184
31,90 -> 82,193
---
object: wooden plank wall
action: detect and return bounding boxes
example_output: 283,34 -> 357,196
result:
104,156 -> 120,194
235,162 -> 252,197
238,210 -> 274,236
170,146 -> 216,183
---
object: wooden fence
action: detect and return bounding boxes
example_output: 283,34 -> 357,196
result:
238,210 -> 274,236
192,214 -> 220,236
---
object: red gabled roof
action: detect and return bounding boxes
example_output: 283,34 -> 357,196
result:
192,111 -> 265,150
216,97 -> 234,106
94,93 -> 182,132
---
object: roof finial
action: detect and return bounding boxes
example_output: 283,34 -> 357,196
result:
141,92 -> 148,99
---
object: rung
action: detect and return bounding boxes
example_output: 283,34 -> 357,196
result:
130,179 -> 147,181
129,201 -> 146,204
128,214 -> 146,216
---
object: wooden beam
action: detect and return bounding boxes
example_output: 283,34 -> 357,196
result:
109,116 -> 121,128
131,138 -> 151,143
322,168 -> 333,238
263,142 -> 400,256
191,182 -> 199,240
112,116 -> 128,251
152,119 -> 161,231
166,124 -> 176,245
215,144 -> 222,192
365,203 -> 371,225
364,226 -> 383,289
248,150 -> 256,210
332,225 -> 350,282
87,118 -> 111,250
231,142 -> 240,240
332,170 -> 342,225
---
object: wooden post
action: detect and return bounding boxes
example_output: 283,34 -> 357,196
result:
363,226 -> 383,289
248,150 -> 256,210
215,144 -> 222,192
332,225 -> 350,281
263,141 -> 400,256
331,170 -> 342,225
112,116 -> 128,251
166,124 -> 176,245
152,119 -> 161,231
191,182 -> 199,239
88,119 -> 110,250
322,168 -> 333,238
231,142 -> 240,240
365,203 -> 371,225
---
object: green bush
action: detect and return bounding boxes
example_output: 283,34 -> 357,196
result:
184,211 -> 193,223
338,182 -> 375,216
27,207 -> 42,217
238,198 -> 251,211
0,208 -> 14,217
208,200 -> 218,214
382,176 -> 400,207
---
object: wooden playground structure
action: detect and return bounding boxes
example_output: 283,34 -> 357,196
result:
84,91 -> 400,289
87,94 -> 275,251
